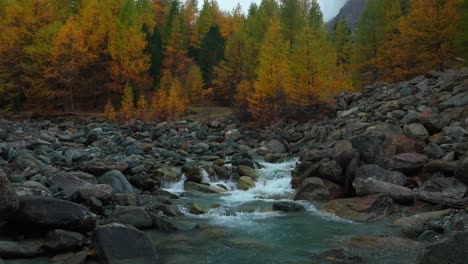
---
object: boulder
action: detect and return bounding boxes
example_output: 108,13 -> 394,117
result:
353,178 -> 414,203
264,139 -> 287,154
424,143 -> 445,159
50,172 -> 91,197
424,160 -> 459,174
387,153 -> 428,173
238,176 -> 255,191
149,213 -> 177,232
0,241 -> 44,259
0,169 -> 18,221
237,165 -> 262,180
318,160 -> 344,184
355,164 -> 407,186
225,129 -> 242,141
351,135 -> 385,165
333,140 -> 354,170
321,194 -> 394,222
98,170 -> 134,194
439,92 -> 468,110
455,158 -> 468,185
106,206 -> 153,229
85,161 -> 128,175
43,229 -> 84,252
8,196 -> 96,233
272,201 -> 306,212
78,184 -> 113,201
416,177 -> 467,208
294,177 -> 342,202
417,231 -> 468,264
393,209 -> 452,238
93,223 -> 159,264
404,124 -> 429,141
184,182 -> 227,194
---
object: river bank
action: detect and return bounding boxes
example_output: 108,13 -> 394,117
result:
0,69 -> 467,263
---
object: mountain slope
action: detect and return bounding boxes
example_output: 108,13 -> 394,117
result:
327,0 -> 368,31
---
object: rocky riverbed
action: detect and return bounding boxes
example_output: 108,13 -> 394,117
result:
0,69 -> 467,264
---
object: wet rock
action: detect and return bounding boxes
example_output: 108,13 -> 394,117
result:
43,229 -> 84,252
387,153 -> 428,173
98,170 -> 134,194
78,184 -> 113,201
224,239 -> 272,250
85,161 -> 128,175
0,241 -> 45,258
8,196 -> 96,233
0,169 -> 18,221
321,194 -> 394,222
188,203 -> 210,215
150,213 -> 177,232
351,135 -> 385,165
184,182 -> 227,194
272,201 -> 306,212
106,206 -> 153,229
93,223 -> 159,264
346,236 -> 420,250
237,165 -> 261,180
355,164 -> 407,186
238,176 -> 255,191
404,124 -> 429,141
294,177 -> 342,202
309,248 -> 364,264
393,209 -> 452,238
353,178 -> 413,204
199,227 -> 230,239
417,231 -> 468,264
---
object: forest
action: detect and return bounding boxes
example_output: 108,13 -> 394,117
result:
0,0 -> 467,122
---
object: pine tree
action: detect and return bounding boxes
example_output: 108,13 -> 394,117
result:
143,25 -> 164,84
308,0 -> 323,29
198,24 -> 225,85
332,18 -> 353,67
193,0 -> 214,50
121,85 -> 135,120
249,20 -> 289,121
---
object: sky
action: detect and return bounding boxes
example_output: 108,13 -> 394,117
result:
207,0 -> 348,22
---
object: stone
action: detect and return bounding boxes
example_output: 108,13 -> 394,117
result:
393,209 -> 452,238
272,201 -> 306,212
43,229 -> 84,252
0,241 -> 44,258
318,160 -> 344,184
0,169 -> 18,221
322,194 -> 394,222
445,126 -> 466,141
106,206 -> 153,229
346,236 -> 420,251
98,170 -> 134,194
188,203 -> 211,215
149,213 -> 177,232
294,177 -> 342,202
351,135 -> 385,165
225,129 -> 242,141
333,140 -> 354,170
424,143 -> 445,159
455,158 -> 468,184
8,196 -> 96,233
237,165 -> 261,180
85,161 -> 128,175
404,124 -> 429,141
355,164 -> 407,186
416,177 -> 467,208
417,231 -> 468,264
424,160 -> 460,174
78,184 -> 113,201
387,153 -> 428,173
184,182 -> 227,194
63,251 -> 87,264
93,223 -> 159,264
50,172 -> 91,197
353,178 -> 414,204
199,227 -> 230,239
238,176 -> 255,191
264,139 -> 287,154
439,92 -> 468,110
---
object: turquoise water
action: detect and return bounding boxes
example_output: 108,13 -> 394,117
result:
150,160 -> 409,264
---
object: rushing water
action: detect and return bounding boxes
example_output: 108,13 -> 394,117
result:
150,160 -> 407,264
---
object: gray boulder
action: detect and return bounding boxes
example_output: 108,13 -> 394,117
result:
0,169 -> 18,221
387,153 -> 428,173
93,223 -> 159,264
418,231 -> 468,264
0,241 -> 44,259
404,124 -> 429,141
351,136 -> 385,165
416,176 -> 467,208
353,178 -> 413,204
272,202 -> 306,212
455,158 -> 468,185
294,177 -> 342,202
106,206 -> 153,229
439,92 -> 468,110
393,209 -> 452,238
43,229 -> 84,252
355,164 -> 407,186
98,170 -> 134,194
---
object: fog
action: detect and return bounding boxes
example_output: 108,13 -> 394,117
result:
211,0 -> 348,21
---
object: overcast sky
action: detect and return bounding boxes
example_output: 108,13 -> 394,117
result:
207,0 -> 348,21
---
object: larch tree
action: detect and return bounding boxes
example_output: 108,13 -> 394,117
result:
121,84 -> 135,120
249,20 -> 289,121
399,0 -> 462,76
280,0 -> 305,47
162,17 -> 192,77
332,18 -> 353,67
184,63 -> 204,104
193,0 -> 214,50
